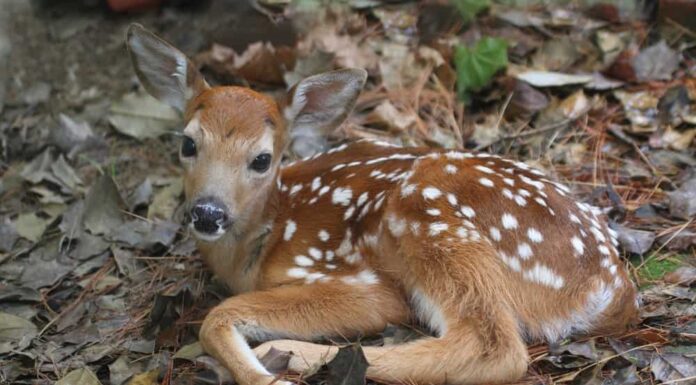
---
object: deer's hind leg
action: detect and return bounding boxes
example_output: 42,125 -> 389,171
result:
258,239 -> 529,384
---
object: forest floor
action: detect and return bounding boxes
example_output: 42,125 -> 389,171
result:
0,1 -> 694,384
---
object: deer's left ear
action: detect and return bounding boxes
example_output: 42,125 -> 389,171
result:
284,69 -> 367,156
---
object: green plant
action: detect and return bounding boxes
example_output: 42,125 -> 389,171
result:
451,0 -> 491,22
454,37 -> 508,102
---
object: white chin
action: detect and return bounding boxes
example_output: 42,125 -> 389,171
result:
190,224 -> 226,242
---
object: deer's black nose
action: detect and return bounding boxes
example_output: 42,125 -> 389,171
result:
190,197 -> 230,235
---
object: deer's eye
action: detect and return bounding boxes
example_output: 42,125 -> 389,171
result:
181,136 -> 196,157
250,153 -> 272,173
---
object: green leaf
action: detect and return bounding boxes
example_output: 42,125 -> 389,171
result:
454,37 -> 508,101
451,0 -> 490,22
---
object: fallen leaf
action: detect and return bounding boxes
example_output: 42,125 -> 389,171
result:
128,178 -> 153,211
50,154 -> 83,192
668,177 -> 696,220
195,356 -> 233,384
82,175 -> 125,236
584,72 -> 623,90
633,40 -> 680,82
284,50 -> 334,87
559,90 -> 590,120
651,353 -> 696,383
108,91 -> 179,140
664,266 -> 696,286
234,42 -> 295,84
109,355 -> 136,385
613,224 -> 655,255
173,341 -> 204,361
0,312 -> 37,354
56,367 -> 102,385
514,71 -> 593,87
147,177 -> 183,220
661,127 -> 696,151
506,79 -> 549,118
532,36 -> 580,72
259,346 -> 292,373
126,370 -> 159,385
14,212 -> 51,243
325,345 -> 368,385
0,219 -> 19,252
52,114 -> 99,158
371,100 -> 417,131
614,90 -> 659,133
495,9 -> 544,28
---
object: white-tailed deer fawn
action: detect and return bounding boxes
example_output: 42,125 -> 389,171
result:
127,24 -> 639,385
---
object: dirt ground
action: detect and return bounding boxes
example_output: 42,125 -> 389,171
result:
0,1 -> 695,384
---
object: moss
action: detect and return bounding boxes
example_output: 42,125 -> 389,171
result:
636,255 -> 684,282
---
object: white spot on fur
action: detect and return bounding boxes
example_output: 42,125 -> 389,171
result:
422,186 -> 442,200
387,214 -> 407,237
357,192 -> 369,206
527,228 -> 543,243
427,208 -> 441,216
571,236 -> 584,255
287,267 -> 308,278
311,177 -> 321,191
308,247 -> 323,260
284,220 -> 297,241
342,269 -> 379,285
401,184 -> 417,197
514,195 -> 527,206
520,175 -> 545,190
479,177 -> 495,187
446,193 -> 457,206
503,178 -> 515,186
500,252 -> 522,272
344,205 -> 355,220
445,151 -> 466,160
429,222 -> 448,236
475,165 -> 496,174
524,263 -> 564,289
332,187 -> 352,206
289,184 -> 303,196
502,188 -> 514,200
490,227 -> 501,242
335,229 -> 353,257
318,230 -> 330,242
598,245 -> 610,255
445,164 -> 458,174
459,206 -> 476,218
502,213 -> 518,229
518,243 -> 533,260
294,255 -> 314,266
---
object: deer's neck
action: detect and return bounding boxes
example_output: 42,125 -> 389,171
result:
197,173 -> 281,294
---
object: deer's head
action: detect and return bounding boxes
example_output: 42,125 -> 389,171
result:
126,24 -> 366,242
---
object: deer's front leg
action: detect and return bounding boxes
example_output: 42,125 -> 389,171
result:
199,281 -> 409,385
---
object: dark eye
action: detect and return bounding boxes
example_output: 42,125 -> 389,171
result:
181,136 -> 196,157
250,153 -> 272,173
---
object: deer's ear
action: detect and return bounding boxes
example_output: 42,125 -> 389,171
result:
284,69 -> 367,155
126,23 -> 209,113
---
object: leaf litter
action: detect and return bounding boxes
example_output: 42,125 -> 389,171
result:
0,0 -> 695,384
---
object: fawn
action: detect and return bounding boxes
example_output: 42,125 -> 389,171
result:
127,24 -> 639,385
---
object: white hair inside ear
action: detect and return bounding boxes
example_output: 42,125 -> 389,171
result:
284,69 -> 367,157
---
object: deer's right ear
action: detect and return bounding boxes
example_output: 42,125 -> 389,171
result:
126,23 -> 209,114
